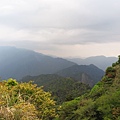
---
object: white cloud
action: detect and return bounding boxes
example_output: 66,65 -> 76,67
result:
0,0 -> 120,57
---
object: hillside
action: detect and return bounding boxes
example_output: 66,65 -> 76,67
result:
67,56 -> 117,70
20,74 -> 90,103
0,46 -> 76,79
58,57 -> 120,120
0,56 -> 120,120
56,64 -> 104,87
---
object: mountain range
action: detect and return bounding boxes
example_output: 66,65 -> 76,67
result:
67,56 -> 117,70
20,64 -> 104,103
0,46 -> 75,79
0,46 -> 115,85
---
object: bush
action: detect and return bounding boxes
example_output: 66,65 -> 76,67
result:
0,79 -> 57,120
106,67 -> 116,74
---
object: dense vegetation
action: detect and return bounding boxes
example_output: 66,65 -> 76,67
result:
57,56 -> 120,120
0,79 -> 57,120
20,74 -> 90,104
0,56 -> 120,120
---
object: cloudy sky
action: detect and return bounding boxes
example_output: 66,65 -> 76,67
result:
0,0 -> 120,58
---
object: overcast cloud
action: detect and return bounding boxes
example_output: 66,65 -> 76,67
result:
0,0 -> 120,57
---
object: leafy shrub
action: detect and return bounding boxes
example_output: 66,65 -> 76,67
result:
106,67 -> 116,75
0,78 -> 57,120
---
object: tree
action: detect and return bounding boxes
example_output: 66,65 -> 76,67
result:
118,55 -> 120,64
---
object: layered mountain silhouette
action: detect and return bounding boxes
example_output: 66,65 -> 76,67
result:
21,64 -> 104,88
0,46 -> 76,79
20,63 -> 104,103
67,56 -> 117,70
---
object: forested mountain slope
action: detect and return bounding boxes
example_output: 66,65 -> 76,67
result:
58,57 -> 120,120
20,74 -> 90,103
56,64 -> 104,87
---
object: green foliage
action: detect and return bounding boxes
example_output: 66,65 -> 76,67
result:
112,55 -> 120,67
105,66 -> 116,81
74,99 -> 96,120
102,76 -> 113,85
118,55 -> 120,64
90,81 -> 104,99
21,75 -> 90,104
106,67 -> 116,74
47,78 -> 90,104
95,90 -> 120,119
58,97 -> 80,120
58,58 -> 120,120
112,63 -> 116,67
0,79 -> 57,120
5,78 -> 18,87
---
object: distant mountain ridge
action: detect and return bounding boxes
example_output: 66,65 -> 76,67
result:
0,46 -> 76,79
56,64 -> 104,87
67,56 -> 117,70
20,64 -> 104,88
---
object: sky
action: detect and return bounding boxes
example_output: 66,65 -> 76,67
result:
0,0 -> 120,58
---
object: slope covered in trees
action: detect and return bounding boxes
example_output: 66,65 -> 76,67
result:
20,74 -> 90,104
56,64 -> 104,87
58,56 -> 120,120
0,54 -> 120,120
